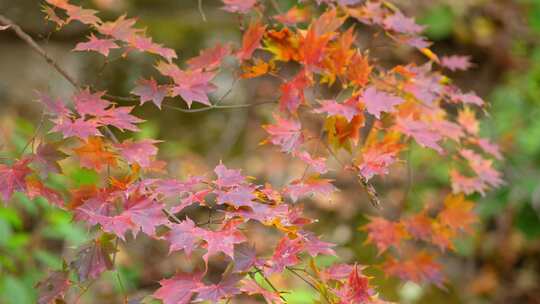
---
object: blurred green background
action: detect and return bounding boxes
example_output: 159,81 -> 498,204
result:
1,0 -> 540,303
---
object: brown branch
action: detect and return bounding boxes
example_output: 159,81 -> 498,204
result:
0,14 -> 79,88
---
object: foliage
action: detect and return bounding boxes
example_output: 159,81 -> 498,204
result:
0,0 -> 505,303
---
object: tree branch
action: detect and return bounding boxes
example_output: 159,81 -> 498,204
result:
0,14 -> 79,88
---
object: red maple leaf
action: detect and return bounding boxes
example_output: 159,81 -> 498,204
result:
237,20 -> 266,61
263,114 -> 303,154
222,0 -> 257,14
0,158 -> 32,203
153,272 -> 203,304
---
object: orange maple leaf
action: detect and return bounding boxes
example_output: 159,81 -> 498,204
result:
73,137 -> 117,171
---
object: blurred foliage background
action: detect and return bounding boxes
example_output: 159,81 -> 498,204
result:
1,0 -> 540,303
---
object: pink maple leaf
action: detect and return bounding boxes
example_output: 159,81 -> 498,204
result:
165,68 -> 216,108
214,163 -> 245,188
165,218 -> 202,256
196,221 -> 246,263
358,149 -> 397,181
35,91 -> 71,117
114,139 -> 160,168
215,185 -> 257,209
362,86 -> 404,119
74,34 -> 119,56
440,55 -> 472,71
131,78 -> 169,109
37,270 -> 71,304
97,106 -> 144,132
263,114 -> 303,154
383,12 -> 425,35
187,43 -> 232,71
314,98 -> 360,122
396,117 -> 443,154
73,89 -> 110,117
50,117 -> 101,140
294,151 -> 328,174
98,15 -> 142,41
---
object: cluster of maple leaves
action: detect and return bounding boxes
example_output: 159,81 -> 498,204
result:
0,0 -> 504,303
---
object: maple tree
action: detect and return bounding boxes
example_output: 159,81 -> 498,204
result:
0,0 -> 504,303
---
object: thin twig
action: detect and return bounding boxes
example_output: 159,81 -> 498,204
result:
197,0 -> 207,22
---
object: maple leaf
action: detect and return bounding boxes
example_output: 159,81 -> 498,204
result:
358,149 -> 396,181
241,58 -> 273,79
403,212 -> 433,242
362,86 -> 404,119
274,6 -> 311,26
383,12 -> 425,35
214,163 -> 245,188
114,139 -> 159,168
165,218 -> 201,256
0,158 -> 32,203
35,91 -> 71,117
440,55 -> 472,71
458,107 -> 479,135
71,236 -> 114,282
396,117 -> 443,154
65,5 -> 101,26
476,138 -> 503,160
159,65 -> 216,108
131,78 -> 169,109
294,151 -> 328,174
314,98 -> 360,122
97,106 -> 144,132
195,274 -> 242,302
44,119 -> 86,142
460,149 -> 503,188
222,0 -> 257,14
263,114 -> 303,153
320,263 -> 354,282
187,43 -> 231,71
325,115 -> 365,149
237,20 -> 266,61
384,252 -> 445,287
451,91 -> 485,106
347,51 -> 372,87
153,272 -> 203,304
335,265 -> 374,304
74,34 -> 119,56
285,176 -> 336,202
268,236 -> 303,274
73,89 -> 110,117
299,231 -> 336,257
42,5 -> 65,28
34,142 -> 67,177
241,279 -> 284,303
322,27 -> 356,84
26,177 -> 64,206
450,169 -> 487,196
77,191 -> 167,240
196,221 -> 246,263
233,243 -> 259,272
127,34 -> 177,62
263,28 -> 302,62
73,137 -> 117,171
36,270 -> 71,304
364,217 -> 408,255
215,185 -> 257,209
439,194 -> 477,233
98,15 -> 142,41
279,71 -> 309,113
